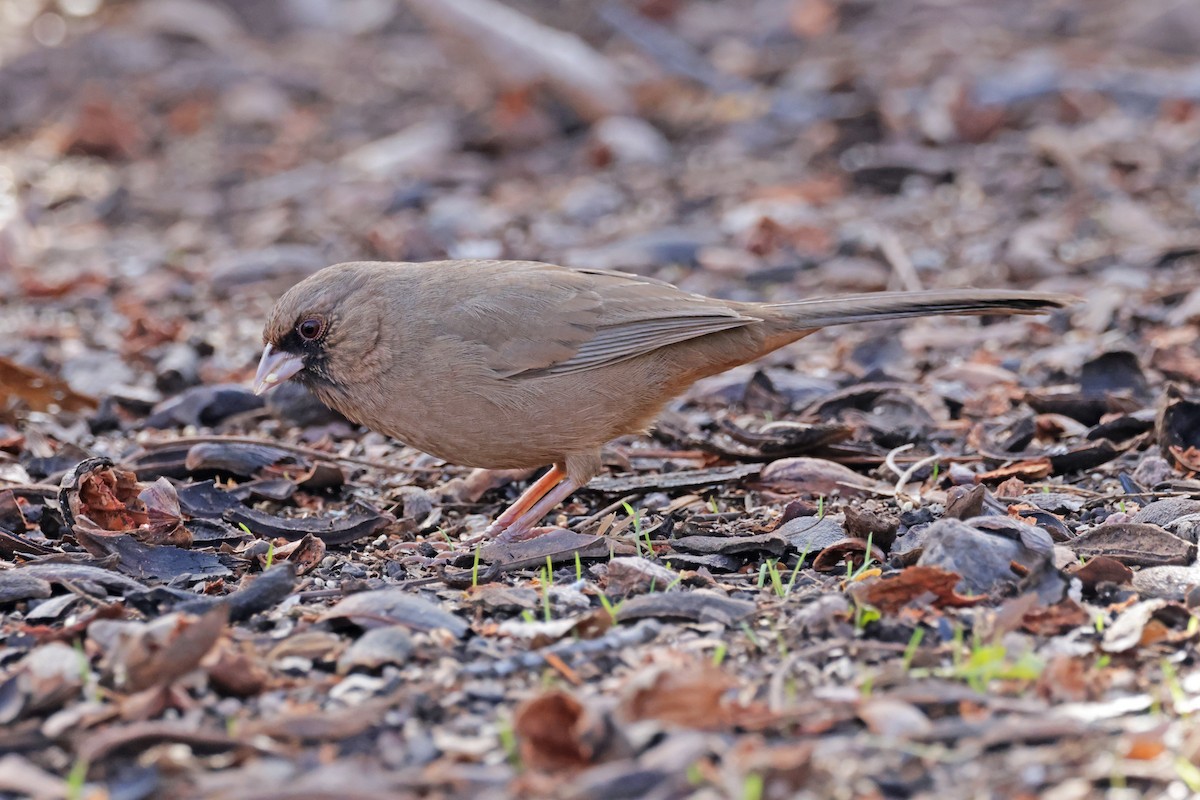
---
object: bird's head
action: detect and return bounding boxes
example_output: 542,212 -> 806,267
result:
253,263 -> 385,397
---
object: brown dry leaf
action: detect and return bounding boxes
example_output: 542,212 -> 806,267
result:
61,89 -> 147,160
66,465 -> 191,548
975,458 -> 1054,483
513,691 -> 603,773
267,631 -> 345,665
268,533 -> 326,574
136,477 -> 191,547
76,720 -> 249,765
616,589 -> 755,626
1036,655 -> 1108,703
952,89 -> 1008,143
854,565 -> 986,614
1102,599 -> 1197,653
115,684 -> 182,722
1153,342 -> 1200,384
567,607 -> 614,640
1168,445 -> 1200,472
1124,732 -> 1169,761
790,0 -> 838,38
842,505 -> 899,548
478,529 -> 637,570
1069,522 -> 1196,567
670,530 -> 787,557
118,300 -> 184,355
0,356 -> 97,413
618,658 -> 747,729
745,217 -> 834,259
1138,618 -> 1179,647
1158,385 -> 1200,470
758,457 -> 890,498
977,593 -> 1039,642
857,698 -> 934,738
102,605 -> 229,693
16,272 -> 108,299
811,538 -> 886,575
1020,599 -> 1091,636
68,463 -> 149,531
942,485 -> 987,520
0,490 -> 31,533
994,477 -> 1028,498
245,698 -> 393,742
70,527 -> 225,580
465,584 -> 540,613
749,174 -> 846,206
165,94 -> 216,135
496,616 -> 585,648
1,642 -> 84,723
1067,556 -> 1134,589
202,639 -> 271,698
604,556 -> 679,597
320,589 -> 469,636
720,737 -> 813,796
226,505 -> 394,545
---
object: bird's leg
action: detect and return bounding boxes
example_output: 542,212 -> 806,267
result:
494,475 -> 582,542
481,464 -> 566,538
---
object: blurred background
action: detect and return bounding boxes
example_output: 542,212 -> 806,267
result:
1,0 -> 1199,406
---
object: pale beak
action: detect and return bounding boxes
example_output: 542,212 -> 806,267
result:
253,344 -> 305,395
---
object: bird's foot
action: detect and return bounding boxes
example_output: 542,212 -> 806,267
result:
478,520 -> 507,540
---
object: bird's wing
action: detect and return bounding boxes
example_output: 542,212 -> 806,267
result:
438,261 -> 761,378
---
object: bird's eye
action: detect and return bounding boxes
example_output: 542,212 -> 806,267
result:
296,317 -> 325,341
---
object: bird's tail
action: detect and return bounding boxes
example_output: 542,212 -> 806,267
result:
765,289 -> 1069,330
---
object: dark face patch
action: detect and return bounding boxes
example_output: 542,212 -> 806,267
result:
276,318 -> 335,388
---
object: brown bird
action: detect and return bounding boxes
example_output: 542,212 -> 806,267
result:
254,260 -> 1066,540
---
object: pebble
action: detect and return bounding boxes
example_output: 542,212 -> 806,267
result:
589,116 -> 671,166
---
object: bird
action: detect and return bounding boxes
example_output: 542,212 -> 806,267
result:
254,260 -> 1067,541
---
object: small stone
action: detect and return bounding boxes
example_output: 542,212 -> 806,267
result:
589,116 -> 671,166
557,180 -> 625,223
341,119 -> 458,180
222,80 -> 291,127
337,626 -> 415,674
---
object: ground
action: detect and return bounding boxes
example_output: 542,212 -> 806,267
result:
3,0 -> 1200,798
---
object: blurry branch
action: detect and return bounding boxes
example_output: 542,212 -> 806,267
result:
401,0 -> 634,121
597,1 -> 755,95
597,1 -> 845,128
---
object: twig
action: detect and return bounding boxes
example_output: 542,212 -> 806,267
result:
597,2 -> 753,94
135,434 -> 436,472
885,443 -> 944,506
877,228 -> 924,292
543,652 -> 583,686
0,481 -> 60,495
576,494 -> 640,533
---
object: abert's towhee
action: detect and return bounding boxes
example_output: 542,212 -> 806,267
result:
254,260 -> 1066,540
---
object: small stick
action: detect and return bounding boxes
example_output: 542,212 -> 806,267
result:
877,228 -> 924,293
